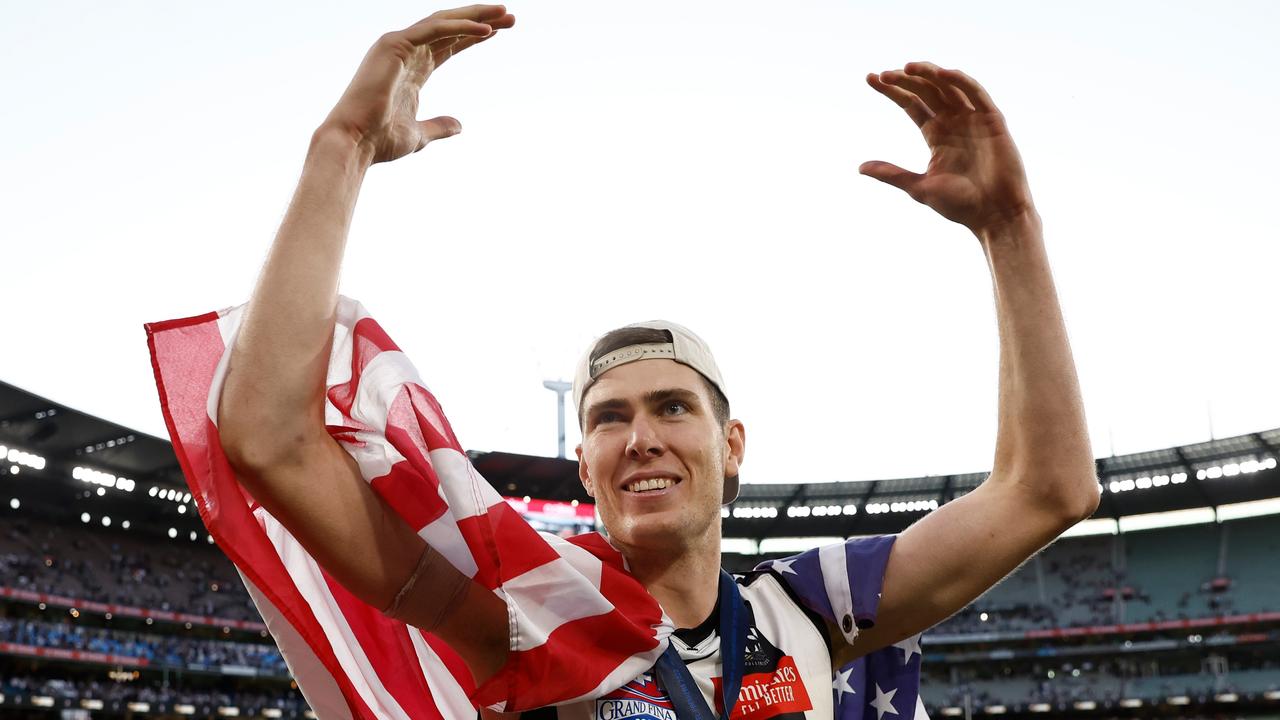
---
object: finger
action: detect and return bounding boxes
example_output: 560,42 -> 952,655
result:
429,5 -> 512,24
903,61 -> 974,111
417,116 -> 462,151
881,69 -> 951,114
434,9 -> 514,31
400,17 -> 495,46
429,29 -> 498,68
934,67 -> 998,113
859,161 -> 925,198
866,73 -> 932,127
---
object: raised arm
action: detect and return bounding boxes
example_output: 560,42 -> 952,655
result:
216,6 -> 516,681
847,62 -> 1099,657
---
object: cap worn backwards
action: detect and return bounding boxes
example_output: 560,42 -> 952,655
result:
572,320 -> 738,504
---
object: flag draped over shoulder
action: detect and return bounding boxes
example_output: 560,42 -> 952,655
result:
145,297 -> 672,720
761,540 -> 930,720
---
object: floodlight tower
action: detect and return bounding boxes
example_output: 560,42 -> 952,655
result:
542,380 -> 572,459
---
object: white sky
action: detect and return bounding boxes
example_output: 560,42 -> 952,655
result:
3,1 -> 1278,485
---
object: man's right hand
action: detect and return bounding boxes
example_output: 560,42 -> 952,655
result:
220,5 -> 516,685
320,5 -> 515,164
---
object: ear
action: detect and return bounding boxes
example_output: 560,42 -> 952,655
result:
723,419 -> 746,478
575,444 -> 594,498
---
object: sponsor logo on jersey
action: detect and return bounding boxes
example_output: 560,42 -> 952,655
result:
713,628 -> 813,720
596,673 -> 676,720
597,623 -> 813,720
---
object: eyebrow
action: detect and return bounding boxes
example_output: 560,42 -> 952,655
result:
584,388 -> 704,422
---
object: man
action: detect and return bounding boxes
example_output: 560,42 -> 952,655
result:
214,4 -> 1099,718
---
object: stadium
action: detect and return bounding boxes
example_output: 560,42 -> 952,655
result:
2,378 -> 1277,720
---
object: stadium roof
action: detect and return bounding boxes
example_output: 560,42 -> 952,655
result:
2,380 -> 1277,537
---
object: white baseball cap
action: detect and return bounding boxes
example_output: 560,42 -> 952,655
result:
572,320 -> 738,504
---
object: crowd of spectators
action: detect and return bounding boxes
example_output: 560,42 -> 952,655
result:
1,517 -> 258,621
930,517 -> 1280,635
923,660 -> 1280,711
0,675 -> 306,715
0,617 -> 287,674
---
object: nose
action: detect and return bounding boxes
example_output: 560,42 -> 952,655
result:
625,414 -> 666,460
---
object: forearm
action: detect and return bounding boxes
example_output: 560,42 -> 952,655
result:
220,128 -> 375,462
980,212 -> 1097,520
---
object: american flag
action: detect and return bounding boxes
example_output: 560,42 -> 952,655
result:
146,296 -> 675,719
761,540 -> 930,720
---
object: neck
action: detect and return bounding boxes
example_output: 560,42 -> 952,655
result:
621,530 -> 722,630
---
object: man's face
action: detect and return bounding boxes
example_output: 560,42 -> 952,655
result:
576,359 -> 744,554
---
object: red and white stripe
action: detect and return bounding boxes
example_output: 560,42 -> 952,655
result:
147,296 -> 672,719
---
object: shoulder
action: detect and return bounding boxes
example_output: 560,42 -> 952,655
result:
733,569 -> 833,656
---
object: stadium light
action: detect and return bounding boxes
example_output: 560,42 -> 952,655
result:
122,520 -> 131,530
1217,497 -> 1280,521
101,516 -> 111,527
731,506 -> 777,519
1168,696 -> 1191,705
1060,518 -> 1118,538
5,447 -> 46,470
8,499 -> 17,510
178,505 -> 187,514
1028,704 -> 1051,713
190,531 -> 198,541
128,703 -> 151,713
73,466 -> 136,492
168,527 -> 177,538
149,486 -> 158,497
721,507 -> 730,518
721,538 -> 759,555
1215,693 -> 1239,703
984,705 -> 1007,714
1073,702 -> 1097,711
264,710 -> 283,719
80,699 -> 104,711
759,537 -> 842,554
81,512 -> 90,523
217,707 -> 241,717
542,379 -> 572,459
1197,457 -> 1275,480
940,709 -> 962,717
176,705 -> 196,715
32,697 -> 55,708
1119,699 -> 1143,708
1119,507 -> 1215,533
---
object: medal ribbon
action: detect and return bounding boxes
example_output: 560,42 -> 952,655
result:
654,571 -> 747,720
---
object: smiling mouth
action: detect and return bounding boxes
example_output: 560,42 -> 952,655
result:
624,477 -> 679,494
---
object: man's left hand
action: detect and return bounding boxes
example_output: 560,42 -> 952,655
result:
861,62 -> 1035,238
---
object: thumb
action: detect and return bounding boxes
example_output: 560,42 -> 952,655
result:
416,115 -> 462,151
859,160 -> 924,197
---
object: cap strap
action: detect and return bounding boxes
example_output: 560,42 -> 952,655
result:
589,342 -> 676,379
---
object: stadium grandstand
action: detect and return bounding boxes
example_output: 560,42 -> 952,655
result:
2,378 -> 1279,719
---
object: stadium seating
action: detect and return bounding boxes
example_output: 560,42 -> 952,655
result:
1,516 -> 256,621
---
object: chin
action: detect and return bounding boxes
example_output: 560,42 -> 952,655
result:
609,512 -> 701,552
